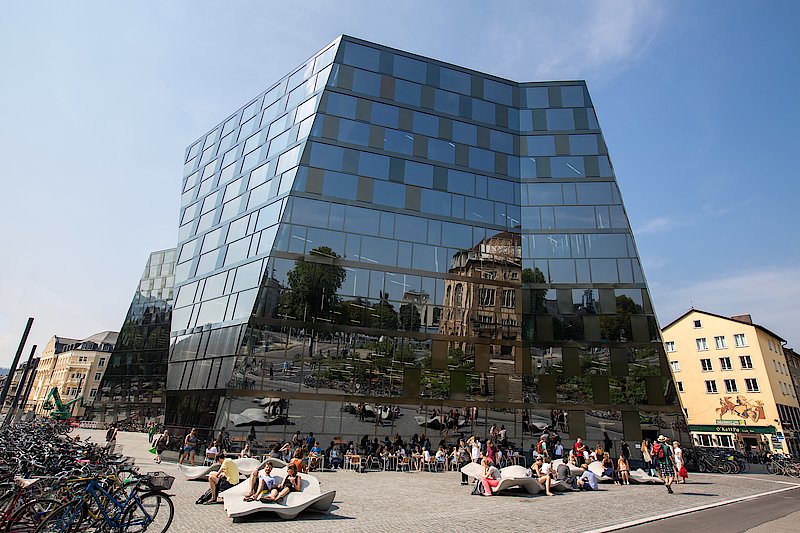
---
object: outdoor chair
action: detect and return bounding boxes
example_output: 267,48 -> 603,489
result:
397,456 -> 411,472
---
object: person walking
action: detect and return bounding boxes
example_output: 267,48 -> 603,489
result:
153,430 -> 169,464
673,441 -> 688,483
105,423 -> 119,454
180,428 -> 198,466
653,435 -> 675,493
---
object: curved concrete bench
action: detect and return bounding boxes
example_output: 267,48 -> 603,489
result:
221,467 -> 336,520
461,462 -> 558,495
586,461 -> 615,483
628,468 -> 664,484
179,457 -> 266,480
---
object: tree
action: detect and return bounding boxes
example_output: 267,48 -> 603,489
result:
399,303 -> 422,332
284,246 -> 346,322
369,291 -> 398,330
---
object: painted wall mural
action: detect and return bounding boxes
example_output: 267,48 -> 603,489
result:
716,396 -> 766,423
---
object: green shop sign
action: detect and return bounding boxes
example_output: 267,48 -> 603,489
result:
689,424 -> 776,434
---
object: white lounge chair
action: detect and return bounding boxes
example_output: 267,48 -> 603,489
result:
179,457 -> 267,480
628,468 -> 664,484
586,461 -> 615,482
221,467 -> 336,520
461,463 -> 549,495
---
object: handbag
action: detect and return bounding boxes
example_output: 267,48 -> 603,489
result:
471,479 -> 485,495
678,466 -> 688,478
148,446 -> 157,455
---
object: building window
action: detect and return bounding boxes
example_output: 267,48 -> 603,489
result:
705,380 -> 718,393
482,271 -> 497,280
98,358 -> 106,367
478,315 -> 493,325
718,435 -> 733,448
697,434 -> 713,446
734,334 -> 747,347
89,389 -> 97,398
665,341 -> 676,353
677,381 -> 684,392
740,355 -> 753,369
768,339 -> 774,351
714,336 -> 727,349
478,288 -> 495,306
719,357 -> 732,371
696,338 -> 708,351
701,359 -> 713,372
501,289 -> 515,308
745,378 -> 759,392
724,379 -> 738,393
670,361 -> 681,373
94,373 -> 101,381
693,319 -> 702,328
510,272 -> 519,280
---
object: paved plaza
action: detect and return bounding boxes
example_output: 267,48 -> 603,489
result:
75,429 -> 799,532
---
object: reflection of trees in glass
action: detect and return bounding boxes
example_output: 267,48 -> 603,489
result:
284,246 -> 346,322
399,303 -> 422,332
600,295 -> 641,341
369,292 -> 398,330
522,267 -> 547,313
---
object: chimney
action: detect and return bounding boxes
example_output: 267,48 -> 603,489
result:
731,314 -> 752,324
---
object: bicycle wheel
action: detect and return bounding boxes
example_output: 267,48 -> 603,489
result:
716,461 -> 733,474
766,461 -> 776,474
119,492 -> 173,533
5,499 -> 60,532
33,500 -> 85,533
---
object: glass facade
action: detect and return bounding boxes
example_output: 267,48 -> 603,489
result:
167,36 -> 682,450
91,249 -> 175,424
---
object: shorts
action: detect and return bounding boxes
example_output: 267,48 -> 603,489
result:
218,479 -> 233,493
659,462 -> 674,477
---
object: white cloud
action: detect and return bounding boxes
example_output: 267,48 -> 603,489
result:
488,0 -> 666,80
636,216 -> 677,236
650,265 -> 800,349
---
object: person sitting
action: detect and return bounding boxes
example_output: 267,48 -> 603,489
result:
479,458 -> 501,496
576,466 -> 598,491
290,448 -> 307,473
601,452 -> 615,480
208,453 -> 239,504
309,441 -> 324,471
326,441 -> 342,469
555,458 -> 575,488
279,441 -> 292,462
532,457 -> 555,496
243,461 -> 278,502
205,441 -> 219,463
272,463 -> 302,503
417,447 -> 432,471
240,444 -> 252,459
618,455 -> 630,485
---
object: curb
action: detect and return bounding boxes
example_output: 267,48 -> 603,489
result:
583,481 -> 800,532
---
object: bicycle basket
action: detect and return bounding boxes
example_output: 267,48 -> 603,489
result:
144,472 -> 174,490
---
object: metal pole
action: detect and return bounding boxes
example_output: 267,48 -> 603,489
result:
16,358 -> 39,422
0,317 -> 34,409
4,344 -> 36,426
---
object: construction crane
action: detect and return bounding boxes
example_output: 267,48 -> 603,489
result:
41,385 -> 83,421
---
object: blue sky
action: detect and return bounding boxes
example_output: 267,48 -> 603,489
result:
1,0 -> 798,365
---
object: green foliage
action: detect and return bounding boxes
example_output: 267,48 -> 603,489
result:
284,246 -> 346,321
399,303 -> 422,331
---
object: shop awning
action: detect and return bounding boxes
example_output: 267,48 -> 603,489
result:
688,424 -> 777,434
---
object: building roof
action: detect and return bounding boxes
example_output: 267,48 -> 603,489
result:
80,331 -> 119,345
661,308 -> 786,343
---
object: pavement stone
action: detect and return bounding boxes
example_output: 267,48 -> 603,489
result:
73,429 -> 800,532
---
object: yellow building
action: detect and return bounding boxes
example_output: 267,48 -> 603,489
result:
662,310 -> 800,455
29,332 -> 118,418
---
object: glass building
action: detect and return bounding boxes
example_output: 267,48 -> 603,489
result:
167,36 -> 684,451
91,249 -> 175,425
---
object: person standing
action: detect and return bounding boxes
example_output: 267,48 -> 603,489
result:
673,441 -> 688,483
180,428 -> 198,466
573,437 -> 586,466
603,432 -> 613,454
105,423 -> 119,454
653,435 -> 675,493
641,439 -> 653,476
620,439 -> 630,462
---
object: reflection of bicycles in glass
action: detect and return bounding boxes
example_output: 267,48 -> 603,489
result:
588,410 -> 621,421
36,473 -> 173,533
639,415 -> 668,429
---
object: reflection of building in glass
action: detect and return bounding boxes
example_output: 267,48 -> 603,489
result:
663,310 -> 800,456
29,332 -> 118,418
90,249 -> 175,425
166,36 -> 680,454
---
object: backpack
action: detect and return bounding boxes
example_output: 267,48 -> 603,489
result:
653,443 -> 666,460
195,488 -> 213,505
536,441 -> 545,454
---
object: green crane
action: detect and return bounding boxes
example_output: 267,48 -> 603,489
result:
42,385 -> 83,420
